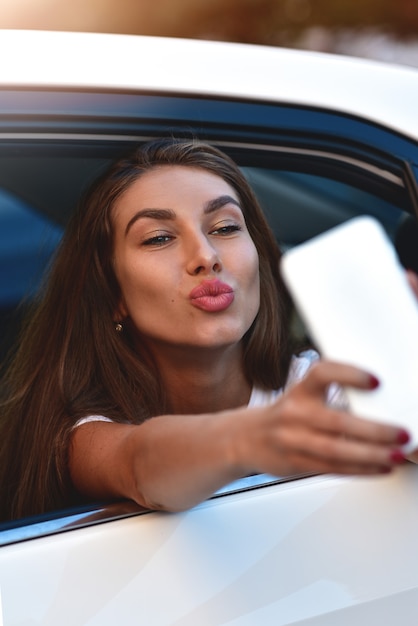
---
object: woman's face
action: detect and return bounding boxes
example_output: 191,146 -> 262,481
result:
112,165 -> 260,354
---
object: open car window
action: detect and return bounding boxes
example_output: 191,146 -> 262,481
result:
0,130 -> 416,527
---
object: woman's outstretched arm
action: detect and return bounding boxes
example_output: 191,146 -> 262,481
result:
70,361 -> 409,513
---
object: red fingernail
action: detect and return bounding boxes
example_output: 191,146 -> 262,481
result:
368,374 -> 380,390
390,449 -> 406,464
397,429 -> 411,445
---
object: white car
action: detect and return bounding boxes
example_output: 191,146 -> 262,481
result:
0,30 -> 418,626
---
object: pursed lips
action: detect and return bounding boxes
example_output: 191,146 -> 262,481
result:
189,279 -> 235,312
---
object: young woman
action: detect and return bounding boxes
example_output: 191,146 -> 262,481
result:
0,138 -> 411,521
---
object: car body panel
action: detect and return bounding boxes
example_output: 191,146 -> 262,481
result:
0,30 -> 418,140
2,467 -> 418,625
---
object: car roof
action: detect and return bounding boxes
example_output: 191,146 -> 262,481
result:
0,29 -> 418,141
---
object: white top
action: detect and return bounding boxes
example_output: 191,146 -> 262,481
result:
249,349 -> 346,408
76,350 -> 345,427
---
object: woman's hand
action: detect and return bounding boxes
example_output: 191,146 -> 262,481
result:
235,270 -> 418,479
234,360 -> 409,478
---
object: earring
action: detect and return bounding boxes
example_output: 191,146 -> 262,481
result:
115,322 -> 123,333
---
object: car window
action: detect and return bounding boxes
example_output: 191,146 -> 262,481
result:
0,137 -> 415,527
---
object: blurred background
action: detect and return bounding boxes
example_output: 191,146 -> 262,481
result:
0,0 -> 418,67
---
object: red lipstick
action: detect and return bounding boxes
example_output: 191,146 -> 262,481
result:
189,279 -> 234,312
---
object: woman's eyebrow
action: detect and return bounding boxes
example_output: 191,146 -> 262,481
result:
204,195 -> 241,214
125,208 -> 176,236
124,195 -> 241,236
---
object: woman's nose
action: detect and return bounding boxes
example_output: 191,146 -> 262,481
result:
185,235 -> 222,276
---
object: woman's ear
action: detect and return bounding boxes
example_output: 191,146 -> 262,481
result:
113,299 -> 128,323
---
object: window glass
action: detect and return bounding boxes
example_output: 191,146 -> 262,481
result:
242,168 -> 407,249
0,189 -> 62,363
242,165 -> 411,345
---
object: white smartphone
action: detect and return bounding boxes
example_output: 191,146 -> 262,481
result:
281,215 -> 418,452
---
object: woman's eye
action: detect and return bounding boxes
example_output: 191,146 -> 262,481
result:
142,234 -> 173,246
211,224 -> 242,236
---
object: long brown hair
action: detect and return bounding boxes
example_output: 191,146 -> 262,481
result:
0,138 -> 293,520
